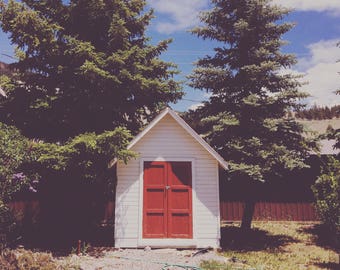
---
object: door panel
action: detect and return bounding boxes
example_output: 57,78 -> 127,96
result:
143,161 -> 192,239
169,213 -> 191,237
143,162 -> 167,238
145,189 -> 165,209
144,213 -> 166,237
170,189 -> 190,210
167,162 -> 192,238
170,162 -> 191,186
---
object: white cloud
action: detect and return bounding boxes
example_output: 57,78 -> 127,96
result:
148,0 -> 208,34
188,103 -> 204,111
149,0 -> 340,34
272,0 -> 340,15
297,40 -> 340,70
294,39 -> 340,107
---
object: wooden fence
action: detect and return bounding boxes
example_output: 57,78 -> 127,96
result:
8,201 -> 115,224
8,200 -> 318,223
220,201 -> 318,221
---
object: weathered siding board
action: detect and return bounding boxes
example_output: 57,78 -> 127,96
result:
115,159 -> 140,245
115,114 -> 221,248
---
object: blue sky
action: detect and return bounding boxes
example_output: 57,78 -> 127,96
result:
147,0 -> 340,111
1,0 -> 340,112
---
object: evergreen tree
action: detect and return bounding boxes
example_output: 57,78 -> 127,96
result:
0,122 -> 37,246
0,0 -> 182,141
0,0 -> 181,244
189,0 -> 315,229
295,105 -> 340,120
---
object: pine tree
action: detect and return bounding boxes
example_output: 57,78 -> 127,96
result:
189,0 -> 314,229
0,0 -> 182,141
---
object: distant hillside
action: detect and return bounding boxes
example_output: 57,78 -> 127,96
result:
298,118 -> 340,135
0,61 -> 13,76
293,104 -> 340,120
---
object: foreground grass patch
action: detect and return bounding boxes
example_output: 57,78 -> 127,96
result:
202,222 -> 339,270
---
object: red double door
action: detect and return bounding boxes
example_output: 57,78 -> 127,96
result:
143,161 -> 193,238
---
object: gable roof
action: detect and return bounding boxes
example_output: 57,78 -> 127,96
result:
126,107 -> 228,170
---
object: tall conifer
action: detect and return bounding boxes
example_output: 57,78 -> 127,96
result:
189,0 -> 314,229
0,0 -> 182,141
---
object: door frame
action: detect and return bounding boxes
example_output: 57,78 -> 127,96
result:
138,157 -> 197,247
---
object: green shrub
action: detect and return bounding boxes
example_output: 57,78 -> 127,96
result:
0,202 -> 17,249
312,157 -> 340,244
0,249 -> 80,270
0,123 -> 37,249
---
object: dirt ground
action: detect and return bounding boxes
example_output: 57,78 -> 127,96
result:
58,248 -> 229,270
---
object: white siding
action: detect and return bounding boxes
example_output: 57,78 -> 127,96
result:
115,114 -> 221,248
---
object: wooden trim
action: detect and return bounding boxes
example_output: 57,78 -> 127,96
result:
138,158 -> 196,246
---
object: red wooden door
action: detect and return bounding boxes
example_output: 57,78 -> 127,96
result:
143,162 -> 167,238
143,161 -> 192,238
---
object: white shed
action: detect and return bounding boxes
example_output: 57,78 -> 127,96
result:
114,108 -> 228,248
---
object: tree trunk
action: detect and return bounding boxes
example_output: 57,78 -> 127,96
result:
241,199 -> 256,230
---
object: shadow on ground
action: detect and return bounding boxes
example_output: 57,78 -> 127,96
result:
12,175 -> 117,256
314,262 -> 340,270
220,225 -> 298,251
300,224 -> 340,252
18,224 -> 115,257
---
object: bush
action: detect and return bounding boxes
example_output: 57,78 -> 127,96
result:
0,250 -> 58,270
312,157 -> 340,245
0,202 -> 18,250
0,249 -> 17,270
0,249 -> 80,270
0,123 -> 37,249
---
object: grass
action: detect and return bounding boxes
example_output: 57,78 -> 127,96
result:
201,222 -> 339,270
2,222 -> 337,269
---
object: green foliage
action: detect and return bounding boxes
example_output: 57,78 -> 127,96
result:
318,64 -> 340,151
0,0 -> 182,141
71,241 -> 91,256
188,0 -> 315,183
329,44 -> 340,150
0,75 -> 14,95
200,260 -> 234,270
188,0 -> 316,229
333,89 -> 340,150
295,104 -> 340,120
0,122 -> 36,202
0,0 -> 162,246
0,202 -> 17,249
0,122 -> 38,248
312,157 -> 340,236
0,122 -> 135,247
35,127 -> 136,185
323,121 -> 340,151
28,127 -> 136,246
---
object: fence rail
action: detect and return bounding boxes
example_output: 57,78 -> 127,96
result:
8,200 -> 318,223
8,201 -> 115,224
220,201 -> 318,221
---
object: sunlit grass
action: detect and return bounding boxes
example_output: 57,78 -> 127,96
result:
201,222 -> 338,270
